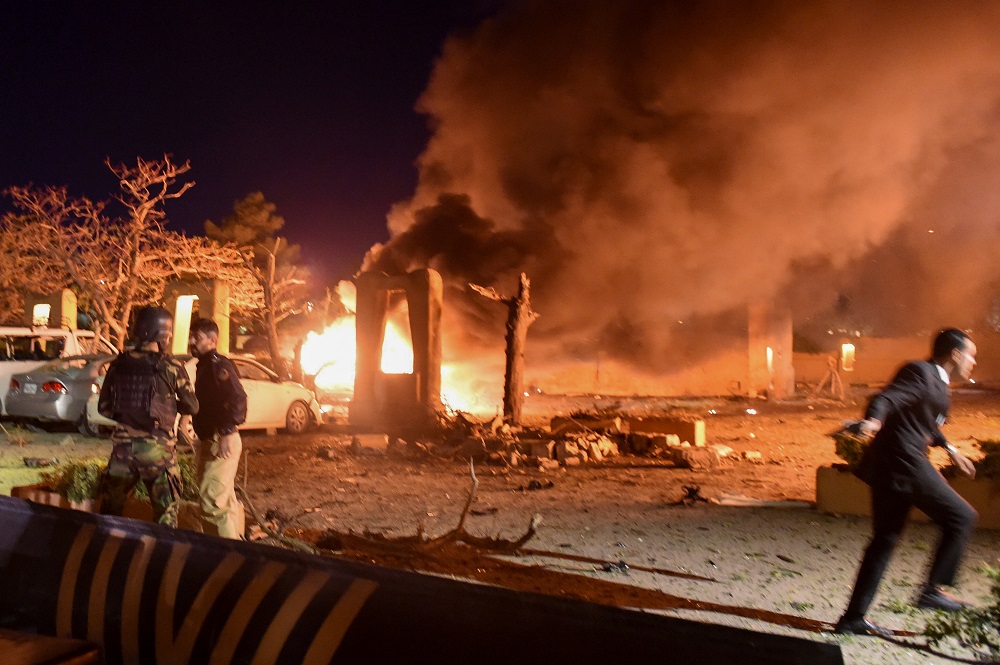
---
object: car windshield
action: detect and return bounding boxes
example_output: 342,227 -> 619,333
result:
234,360 -> 277,382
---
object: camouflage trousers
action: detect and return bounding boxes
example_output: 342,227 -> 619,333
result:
98,434 -> 182,525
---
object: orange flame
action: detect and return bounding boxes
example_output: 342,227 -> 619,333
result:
300,315 -> 493,414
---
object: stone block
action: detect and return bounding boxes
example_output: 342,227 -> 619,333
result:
673,447 -> 720,470
352,434 -> 389,450
530,440 -> 555,459
628,433 -> 650,454
651,434 -> 680,449
555,440 -> 581,461
627,417 -> 705,447
588,441 -> 604,462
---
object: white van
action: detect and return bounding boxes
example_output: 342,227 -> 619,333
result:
0,326 -> 116,415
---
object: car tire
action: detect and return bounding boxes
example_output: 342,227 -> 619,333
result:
284,400 -> 311,435
78,413 -> 109,438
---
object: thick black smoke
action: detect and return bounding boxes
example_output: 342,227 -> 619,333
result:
370,0 -> 1000,368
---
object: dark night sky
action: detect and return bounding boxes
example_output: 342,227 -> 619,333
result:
0,2 -> 501,285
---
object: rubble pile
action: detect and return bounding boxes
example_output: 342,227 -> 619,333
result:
335,410 -> 764,470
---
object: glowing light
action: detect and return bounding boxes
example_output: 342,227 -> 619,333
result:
301,316 -> 357,393
32,304 -> 51,326
172,295 -> 199,355
841,343 -> 856,372
746,408 -> 757,415
380,308 -> 413,374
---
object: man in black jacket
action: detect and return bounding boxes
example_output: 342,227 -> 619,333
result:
835,328 -> 979,637
189,318 -> 248,539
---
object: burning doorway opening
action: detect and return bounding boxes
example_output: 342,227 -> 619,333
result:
350,269 -> 443,430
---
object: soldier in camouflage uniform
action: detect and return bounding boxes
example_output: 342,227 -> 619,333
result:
97,306 -> 199,524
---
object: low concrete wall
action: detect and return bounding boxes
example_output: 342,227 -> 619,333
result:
815,466 -> 1000,529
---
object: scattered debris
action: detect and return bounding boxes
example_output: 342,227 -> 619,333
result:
350,434 -> 389,453
521,479 -> 555,492
674,447 -> 721,470
0,422 -> 32,447
470,507 -> 499,516
674,485 -> 709,506
711,444 -> 734,457
316,446 -> 338,460
23,457 -> 56,468
600,560 -> 630,574
715,494 -> 812,509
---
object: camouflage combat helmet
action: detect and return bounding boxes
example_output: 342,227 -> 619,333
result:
132,306 -> 173,347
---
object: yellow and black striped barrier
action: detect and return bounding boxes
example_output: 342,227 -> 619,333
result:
0,496 -> 843,664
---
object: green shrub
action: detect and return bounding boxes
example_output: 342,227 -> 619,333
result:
924,563 -> 1000,659
39,454 -> 199,503
39,458 -> 107,503
831,431 -> 869,469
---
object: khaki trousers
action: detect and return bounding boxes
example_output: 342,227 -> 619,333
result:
195,432 -> 246,539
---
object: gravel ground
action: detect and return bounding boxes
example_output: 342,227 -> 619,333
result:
3,386 -> 1000,663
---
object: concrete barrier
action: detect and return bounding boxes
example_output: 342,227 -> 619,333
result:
0,495 -> 842,665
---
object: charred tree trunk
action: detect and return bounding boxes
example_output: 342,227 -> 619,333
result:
471,273 -> 539,426
502,274 -> 539,424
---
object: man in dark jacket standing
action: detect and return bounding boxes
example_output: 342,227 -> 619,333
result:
189,318 -> 248,539
835,328 -> 979,637
98,306 -> 198,524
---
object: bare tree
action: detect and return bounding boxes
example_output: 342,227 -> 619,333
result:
4,155 -> 254,347
0,211 -> 67,324
206,192 -> 309,379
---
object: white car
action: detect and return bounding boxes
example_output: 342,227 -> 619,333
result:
81,355 -> 323,436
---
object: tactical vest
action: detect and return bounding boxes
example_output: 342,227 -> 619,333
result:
109,353 -> 178,431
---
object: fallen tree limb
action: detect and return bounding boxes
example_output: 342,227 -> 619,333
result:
236,454 -> 317,555
315,459 -> 540,555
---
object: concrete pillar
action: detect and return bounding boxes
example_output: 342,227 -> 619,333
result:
162,279 -> 231,354
24,289 -> 77,329
350,269 -> 443,429
747,302 -> 794,399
